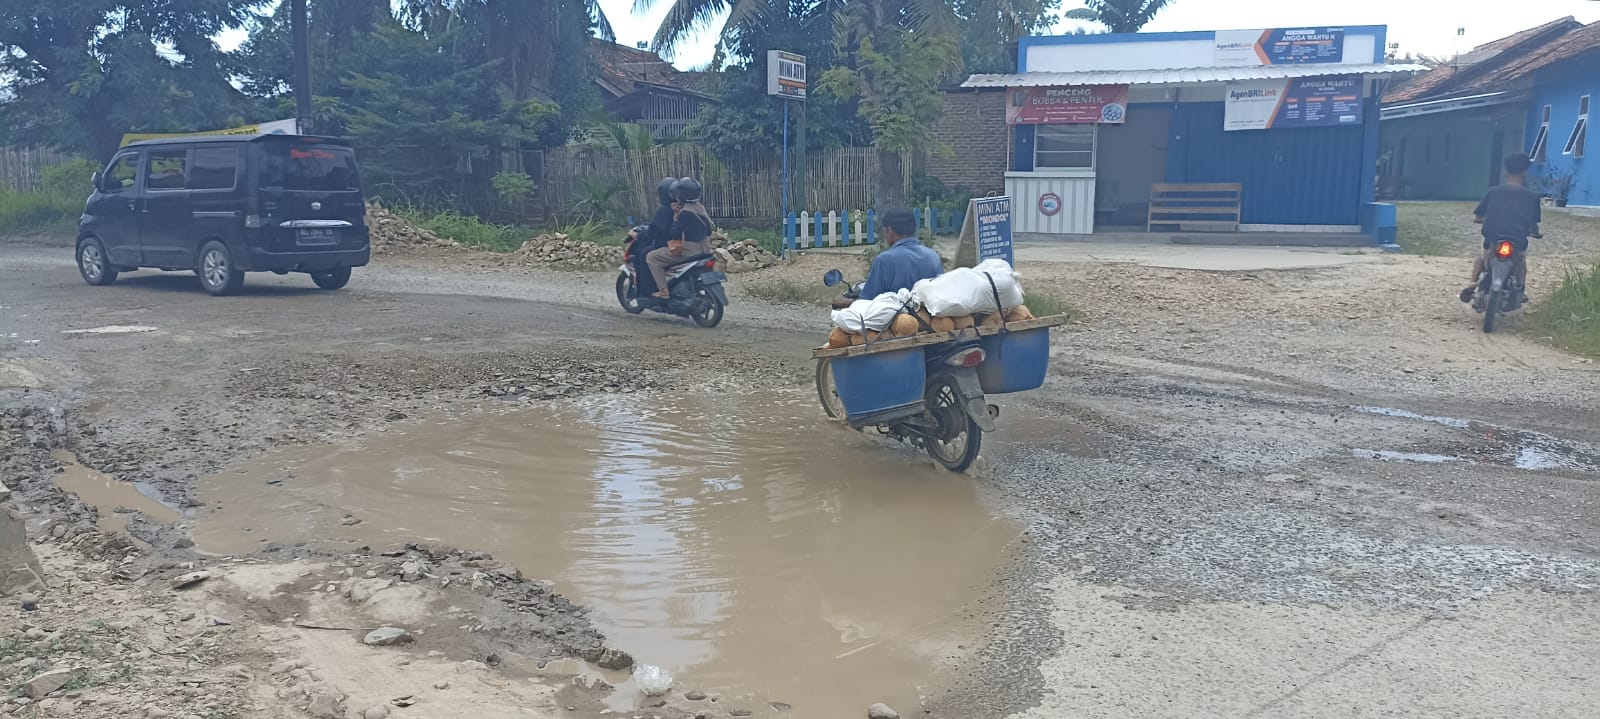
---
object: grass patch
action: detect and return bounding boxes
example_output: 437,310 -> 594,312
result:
393,208 -> 524,252
1529,261 -> 1600,356
744,277 -> 838,306
1023,293 -> 1077,320
0,158 -> 96,237
1395,201 -> 1600,257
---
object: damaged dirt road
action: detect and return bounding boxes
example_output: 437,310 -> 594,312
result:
3,234 -> 1598,719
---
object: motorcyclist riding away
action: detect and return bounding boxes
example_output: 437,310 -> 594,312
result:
649,177 -> 713,300
628,177 -> 677,296
832,208 -> 943,309
1461,153 -> 1541,304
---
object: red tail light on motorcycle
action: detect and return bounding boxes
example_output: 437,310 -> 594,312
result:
704,259 -> 716,270
946,348 -> 987,368
1496,241 -> 1515,258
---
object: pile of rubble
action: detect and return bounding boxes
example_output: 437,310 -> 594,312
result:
511,234 -> 623,270
711,232 -> 781,273
365,204 -> 462,256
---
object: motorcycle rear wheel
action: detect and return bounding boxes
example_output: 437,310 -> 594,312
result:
924,377 -> 982,473
616,273 -> 645,314
815,359 -> 847,420
692,288 -> 724,328
1482,289 -> 1501,333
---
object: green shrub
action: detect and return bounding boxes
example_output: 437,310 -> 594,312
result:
394,208 -> 523,252
1530,261 -> 1600,357
0,158 -> 96,236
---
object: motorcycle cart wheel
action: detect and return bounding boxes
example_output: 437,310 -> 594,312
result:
1482,289 -> 1501,333
924,377 -> 982,473
616,273 -> 645,314
815,358 -> 847,421
692,288 -> 724,328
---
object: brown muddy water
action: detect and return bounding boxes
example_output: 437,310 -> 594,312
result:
52,449 -> 181,540
194,389 -> 1022,717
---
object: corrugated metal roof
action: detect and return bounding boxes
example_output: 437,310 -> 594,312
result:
962,64 -> 1428,88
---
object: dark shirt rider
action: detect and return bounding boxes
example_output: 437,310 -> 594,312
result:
1461,153 -> 1542,303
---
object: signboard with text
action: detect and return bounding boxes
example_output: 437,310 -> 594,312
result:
1214,27 -> 1346,67
1224,76 -> 1364,131
767,51 -> 807,100
1007,86 -> 1129,125
955,196 -> 1014,268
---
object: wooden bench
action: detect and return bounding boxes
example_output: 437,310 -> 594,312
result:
1148,183 -> 1242,232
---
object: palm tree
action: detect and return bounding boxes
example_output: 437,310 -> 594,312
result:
1063,0 -> 1173,34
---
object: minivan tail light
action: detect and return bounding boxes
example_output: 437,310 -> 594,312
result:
245,214 -> 264,229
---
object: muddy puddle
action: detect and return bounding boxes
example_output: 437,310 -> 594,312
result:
52,449 -> 181,539
194,389 -> 1020,717
1349,406 -> 1600,474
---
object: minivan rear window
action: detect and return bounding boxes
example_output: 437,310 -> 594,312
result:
262,142 -> 360,192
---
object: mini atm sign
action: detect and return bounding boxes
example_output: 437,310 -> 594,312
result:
767,51 -> 806,100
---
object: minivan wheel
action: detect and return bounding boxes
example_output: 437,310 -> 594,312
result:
198,241 -> 244,296
77,238 -> 118,286
311,267 -> 351,290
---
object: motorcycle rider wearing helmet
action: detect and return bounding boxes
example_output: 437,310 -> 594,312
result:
628,177 -> 677,296
648,177 -> 713,300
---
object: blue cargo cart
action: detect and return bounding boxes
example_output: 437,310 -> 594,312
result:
812,314 -> 1068,472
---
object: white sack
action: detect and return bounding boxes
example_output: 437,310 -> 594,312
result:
831,289 -> 915,333
912,259 -> 1025,317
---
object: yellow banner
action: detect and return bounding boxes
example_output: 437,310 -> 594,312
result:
119,119 -> 297,148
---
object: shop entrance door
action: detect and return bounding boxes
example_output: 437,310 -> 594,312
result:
1094,107 -> 1170,229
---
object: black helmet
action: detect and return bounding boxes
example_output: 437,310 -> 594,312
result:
670,177 -> 702,202
656,177 -> 675,206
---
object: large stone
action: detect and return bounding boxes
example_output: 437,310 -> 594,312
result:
867,703 -> 900,719
362,627 -> 413,647
24,668 -> 82,699
1,508 -> 45,597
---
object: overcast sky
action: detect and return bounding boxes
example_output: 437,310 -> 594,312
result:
219,0 -> 1600,71
592,0 -> 1600,69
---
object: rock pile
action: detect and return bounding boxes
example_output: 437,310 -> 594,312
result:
711,234 -> 781,273
511,234 -> 623,270
366,204 -> 461,256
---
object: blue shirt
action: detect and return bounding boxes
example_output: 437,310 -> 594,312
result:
861,237 -> 942,299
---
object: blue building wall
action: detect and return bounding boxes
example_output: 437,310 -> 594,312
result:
1167,102 -> 1372,226
1526,64 -> 1597,207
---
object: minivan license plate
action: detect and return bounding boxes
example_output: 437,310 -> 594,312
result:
297,228 -> 338,245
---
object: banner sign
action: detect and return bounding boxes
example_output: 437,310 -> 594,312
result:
1214,27 -> 1346,67
120,119 -> 297,147
767,50 -> 806,100
1007,86 -> 1129,125
1224,76 -> 1363,131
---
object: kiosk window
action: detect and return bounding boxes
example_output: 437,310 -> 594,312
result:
1034,125 -> 1096,169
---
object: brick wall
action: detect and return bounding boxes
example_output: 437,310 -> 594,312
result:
925,89 -> 1008,195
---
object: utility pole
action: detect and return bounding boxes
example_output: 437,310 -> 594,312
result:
291,0 -> 313,133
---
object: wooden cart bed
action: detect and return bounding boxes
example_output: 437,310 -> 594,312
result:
811,315 -> 1070,360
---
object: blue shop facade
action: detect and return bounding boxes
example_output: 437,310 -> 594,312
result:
962,26 -> 1423,236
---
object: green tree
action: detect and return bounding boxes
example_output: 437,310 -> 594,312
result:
956,0 -> 1060,74
1063,0 -> 1172,34
686,0 -> 871,159
0,0 -> 262,158
643,0 -> 961,208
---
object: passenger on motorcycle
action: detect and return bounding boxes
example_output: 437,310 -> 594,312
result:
831,208 -> 943,309
648,177 -> 714,300
628,178 -> 677,296
1461,153 -> 1541,304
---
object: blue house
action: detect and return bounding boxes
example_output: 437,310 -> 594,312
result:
961,25 -> 1424,236
1517,22 -> 1599,209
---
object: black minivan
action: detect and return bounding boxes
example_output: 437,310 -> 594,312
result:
76,134 -> 370,296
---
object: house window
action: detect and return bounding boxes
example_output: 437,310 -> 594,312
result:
1564,95 -> 1589,158
1034,124 -> 1096,169
1530,105 -> 1551,162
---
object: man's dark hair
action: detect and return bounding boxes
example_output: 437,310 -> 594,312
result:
1504,153 -> 1532,176
881,208 -> 916,237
